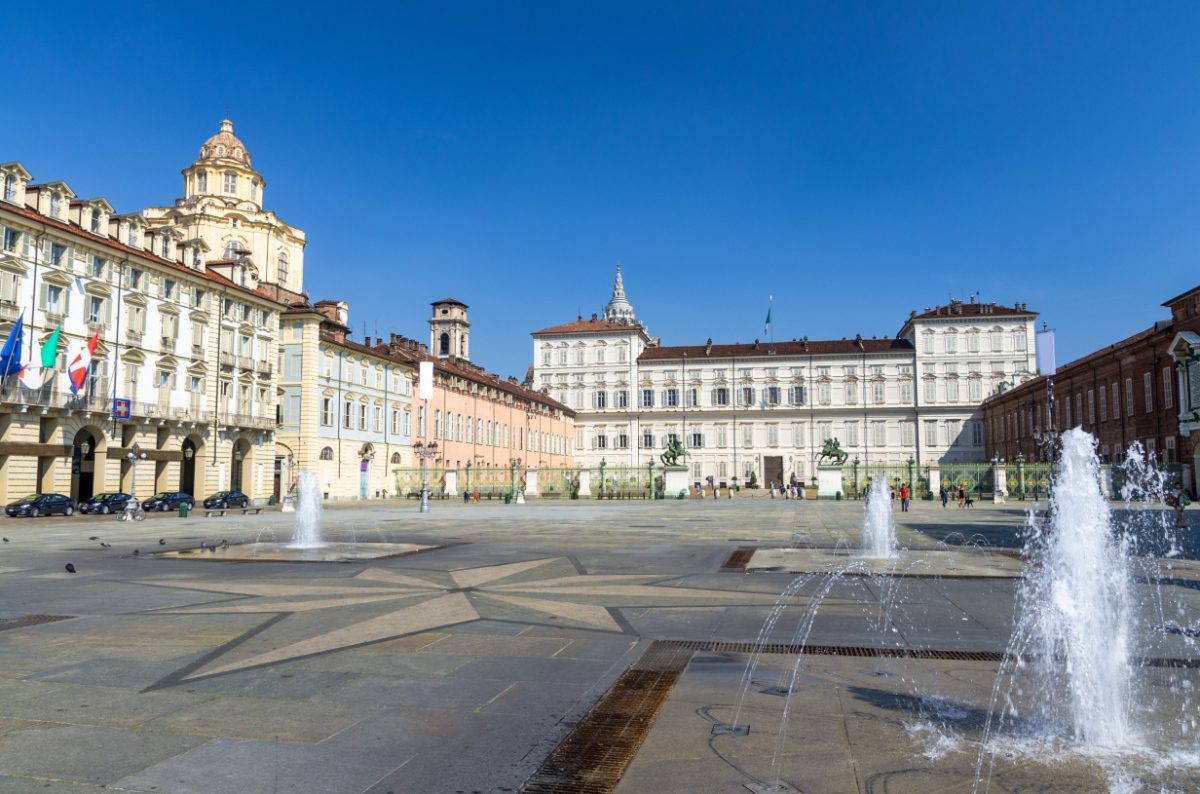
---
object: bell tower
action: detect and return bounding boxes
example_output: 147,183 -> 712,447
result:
429,299 -> 470,361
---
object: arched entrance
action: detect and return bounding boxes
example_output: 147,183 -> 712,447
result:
180,437 -> 199,495
231,438 -> 251,491
70,428 -> 101,503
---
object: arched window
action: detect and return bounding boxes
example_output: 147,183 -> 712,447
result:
390,452 -> 402,464
222,240 -> 242,260
319,446 -> 334,460
196,171 -> 207,192
277,251 -> 289,284
439,332 -> 450,356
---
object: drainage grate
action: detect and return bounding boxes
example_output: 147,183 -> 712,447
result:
720,547 -> 756,572
660,640 -> 1200,669
0,614 -> 73,633
521,641 -> 690,794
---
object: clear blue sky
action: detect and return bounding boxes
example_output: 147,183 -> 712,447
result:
3,2 -> 1198,379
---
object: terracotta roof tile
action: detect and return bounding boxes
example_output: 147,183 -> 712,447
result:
532,318 -> 645,335
638,337 -> 914,361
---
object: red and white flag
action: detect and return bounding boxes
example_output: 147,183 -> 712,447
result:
68,333 -> 99,395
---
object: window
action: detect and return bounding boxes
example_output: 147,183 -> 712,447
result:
766,386 -> 780,406
742,386 -> 756,406
686,388 -> 699,407
2,174 -> 13,202
616,433 -> 629,449
615,390 -> 628,408
968,379 -> 981,402
127,225 -> 138,247
277,251 -> 289,284
1111,382 -> 1119,421
343,400 -> 353,429
319,447 -> 334,461
899,381 -> 912,404
946,379 -> 958,402
575,347 -> 584,365
872,421 -> 886,446
742,425 -> 754,447
593,390 -> 608,409
90,211 -> 102,233
49,193 -> 60,218
818,422 -> 832,442
87,296 -> 104,324
717,425 -> 728,446
642,431 -> 654,448
1099,386 -> 1107,421
872,381 -> 885,403
162,278 -> 176,300
596,347 -> 605,364
924,420 -> 938,446
665,388 -> 678,407
1125,378 -> 1134,417
945,333 -> 957,354
967,333 -> 979,353
972,421 -> 983,445
923,378 -> 936,403
1014,331 -> 1027,353
817,383 -> 830,405
50,243 -> 66,266
1076,393 -> 1083,426
990,330 -> 1003,351
91,256 -> 106,279
357,404 -> 367,431
541,348 -> 550,365
641,389 -> 654,408
558,348 -> 567,365
1164,367 -> 1174,410
790,386 -> 806,405
2,228 -> 19,252
373,406 -> 382,432
44,284 -> 64,315
922,333 -> 933,354
595,434 -> 607,449
1088,389 -> 1095,423
321,398 -> 332,426
1144,372 -> 1153,413
713,387 -> 729,406
845,422 -> 859,446
767,425 -> 778,446
900,422 -> 913,447
223,173 -> 237,194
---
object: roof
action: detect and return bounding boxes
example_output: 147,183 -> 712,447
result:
1162,284 -> 1200,308
907,302 -> 1036,321
431,298 -> 467,308
532,318 -> 646,336
638,337 -> 914,361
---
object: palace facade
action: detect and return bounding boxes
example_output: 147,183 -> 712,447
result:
531,268 -> 1038,487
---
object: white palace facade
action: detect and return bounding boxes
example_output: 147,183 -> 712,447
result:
531,268 -> 1038,487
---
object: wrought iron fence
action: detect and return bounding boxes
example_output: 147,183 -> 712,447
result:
461,466 -> 514,497
593,464 -> 653,498
1007,462 -> 1056,500
842,463 -> 930,499
939,463 -> 995,498
393,466 -> 447,497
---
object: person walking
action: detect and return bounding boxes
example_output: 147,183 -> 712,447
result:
939,485 -> 948,508
1168,481 -> 1190,529
899,484 -> 910,512
956,484 -> 966,508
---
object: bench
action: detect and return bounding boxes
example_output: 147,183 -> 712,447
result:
241,498 -> 270,515
204,509 -> 226,518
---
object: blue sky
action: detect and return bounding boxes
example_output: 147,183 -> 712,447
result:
3,2 -> 1198,379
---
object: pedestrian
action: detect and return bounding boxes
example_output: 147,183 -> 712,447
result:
900,484 -> 910,512
769,481 -> 776,498
957,484 -> 966,508
1168,481 -> 1190,529
463,489 -> 469,504
939,485 -> 948,508
889,486 -> 895,502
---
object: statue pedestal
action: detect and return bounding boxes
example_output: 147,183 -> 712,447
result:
662,466 -> 689,498
817,465 -> 844,499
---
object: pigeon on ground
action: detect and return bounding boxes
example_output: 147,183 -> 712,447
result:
64,563 -> 76,574
208,545 -> 216,553
132,549 -> 139,556
88,536 -> 98,541
220,539 -> 229,549
158,538 -> 166,545
99,542 -> 111,549
199,541 -> 206,550
2,537 -> 8,542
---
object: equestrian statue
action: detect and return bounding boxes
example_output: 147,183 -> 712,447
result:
816,438 -> 849,466
660,438 -> 690,467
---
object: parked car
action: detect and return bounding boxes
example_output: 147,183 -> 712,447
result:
78,492 -> 134,515
142,491 -> 195,512
5,493 -> 75,518
203,490 -> 249,510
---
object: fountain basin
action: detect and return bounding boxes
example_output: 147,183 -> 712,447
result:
154,541 -> 440,563
745,547 -> 1025,578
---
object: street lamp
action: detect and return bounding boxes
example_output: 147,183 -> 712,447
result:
413,440 -> 439,513
510,457 -> 523,504
282,453 -> 296,512
125,442 -> 147,517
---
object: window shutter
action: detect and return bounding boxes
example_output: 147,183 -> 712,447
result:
37,282 -> 47,310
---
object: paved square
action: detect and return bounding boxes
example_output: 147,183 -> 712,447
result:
0,497 -> 1195,793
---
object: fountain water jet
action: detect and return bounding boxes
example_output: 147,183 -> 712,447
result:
862,478 -> 898,558
288,470 -> 326,549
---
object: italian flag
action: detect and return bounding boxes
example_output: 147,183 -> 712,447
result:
68,333 -> 100,395
19,324 -> 61,389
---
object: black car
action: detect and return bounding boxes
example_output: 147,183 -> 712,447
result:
78,492 -> 134,515
5,493 -> 75,518
203,490 -> 249,509
142,491 -> 194,512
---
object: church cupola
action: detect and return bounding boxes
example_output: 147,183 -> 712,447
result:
603,263 -> 637,325
182,119 -> 265,210
429,299 -> 470,360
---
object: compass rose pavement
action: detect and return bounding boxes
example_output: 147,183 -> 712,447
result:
137,556 -> 792,687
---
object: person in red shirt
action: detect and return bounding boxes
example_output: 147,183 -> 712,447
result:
899,484 -> 910,512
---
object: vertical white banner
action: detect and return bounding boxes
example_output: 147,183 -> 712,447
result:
1036,329 -> 1056,376
418,361 -> 433,400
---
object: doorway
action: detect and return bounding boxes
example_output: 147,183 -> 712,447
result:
764,456 -> 784,489
231,439 -> 249,491
180,438 -> 197,495
70,429 -> 98,503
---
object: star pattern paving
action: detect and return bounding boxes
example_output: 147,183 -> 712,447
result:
135,557 -> 790,684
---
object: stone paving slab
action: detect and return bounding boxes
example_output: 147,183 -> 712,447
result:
0,499 -> 1194,792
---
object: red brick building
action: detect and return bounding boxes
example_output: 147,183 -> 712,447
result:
982,285 -> 1200,484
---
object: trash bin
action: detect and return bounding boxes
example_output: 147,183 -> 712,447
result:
179,502 -> 190,518
268,495 -> 277,506
504,493 -> 512,504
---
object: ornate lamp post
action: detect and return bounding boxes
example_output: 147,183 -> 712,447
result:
512,457 -> 524,504
1015,452 -> 1026,501
852,456 -> 860,499
598,457 -> 607,498
413,440 -> 439,513
125,442 -> 146,518
906,455 -> 915,497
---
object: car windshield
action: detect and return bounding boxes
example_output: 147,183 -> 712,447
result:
153,493 -> 171,499
18,495 -> 39,503
210,491 -> 229,498
89,494 -> 113,502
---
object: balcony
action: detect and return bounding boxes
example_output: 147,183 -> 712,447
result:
0,301 -> 19,322
256,360 -> 273,376
219,350 -> 234,367
161,336 -> 176,352
219,411 -> 276,430
236,355 -> 254,371
191,343 -> 204,360
126,329 -> 143,343
86,320 -> 105,336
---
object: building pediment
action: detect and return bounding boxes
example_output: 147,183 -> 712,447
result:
0,254 -> 29,274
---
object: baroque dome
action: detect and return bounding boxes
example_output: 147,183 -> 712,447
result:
198,119 -> 252,167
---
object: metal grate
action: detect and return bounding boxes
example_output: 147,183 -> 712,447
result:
521,641 -> 690,794
0,614 -> 73,633
660,639 -> 1200,669
720,547 -> 756,572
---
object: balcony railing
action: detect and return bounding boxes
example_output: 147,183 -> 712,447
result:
219,411 -> 276,430
86,320 -> 105,335
126,329 -> 143,343
256,360 -> 273,376
219,350 -> 234,367
0,301 -> 19,322
191,344 -> 204,360
161,336 -> 176,352
236,355 -> 254,370
0,388 -> 217,423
